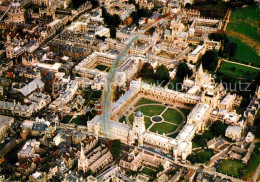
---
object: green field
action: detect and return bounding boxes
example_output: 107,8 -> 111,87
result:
95,64 -> 109,71
128,113 -> 134,124
150,122 -> 178,134
217,159 -> 245,178
178,108 -> 191,117
71,115 -> 87,125
135,105 -> 166,117
135,98 -> 159,106
162,108 -> 183,124
144,116 -> 153,129
226,6 -> 260,66
141,167 -> 155,176
218,62 -> 260,80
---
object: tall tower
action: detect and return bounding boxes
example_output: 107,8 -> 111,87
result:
195,63 -> 204,85
78,144 -> 88,173
6,35 -> 14,59
133,111 -> 145,136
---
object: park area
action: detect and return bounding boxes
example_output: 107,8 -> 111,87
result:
122,98 -> 191,135
217,62 -> 260,80
226,6 -> 260,66
217,159 -> 245,178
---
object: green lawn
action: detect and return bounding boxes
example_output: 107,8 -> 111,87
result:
71,115 -> 87,125
227,37 -> 260,67
95,64 -> 109,71
135,105 -> 166,117
162,108 -> 183,124
128,114 -> 134,124
135,98 -> 159,106
218,62 -> 260,80
226,6 -> 260,66
178,108 -> 191,117
217,159 -> 245,178
150,122 -> 178,134
141,167 -> 155,177
144,116 -> 152,129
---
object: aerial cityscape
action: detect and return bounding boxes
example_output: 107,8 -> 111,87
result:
0,0 -> 259,181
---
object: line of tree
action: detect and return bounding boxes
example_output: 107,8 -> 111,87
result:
70,0 -> 99,9
209,33 -> 237,58
101,7 -> 121,27
200,50 -> 219,72
138,63 -> 170,86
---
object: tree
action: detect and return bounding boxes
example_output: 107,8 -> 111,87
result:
139,63 -> 154,79
176,62 -> 193,81
101,7 -> 121,27
211,120 -> 227,137
109,140 -> 122,160
109,26 -> 116,38
155,65 -> 170,84
201,50 -> 219,72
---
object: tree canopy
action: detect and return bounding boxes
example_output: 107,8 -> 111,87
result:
155,65 -> 170,84
211,120 -> 227,137
101,7 -> 121,27
139,63 -> 154,79
109,140 -> 122,160
201,50 -> 219,72
176,62 -> 193,81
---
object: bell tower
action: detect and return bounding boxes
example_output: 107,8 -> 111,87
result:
133,111 -> 145,136
6,35 -> 14,59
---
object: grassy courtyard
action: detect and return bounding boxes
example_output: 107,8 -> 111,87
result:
150,122 -> 178,134
135,105 -> 166,117
141,167 -> 156,177
127,103 -> 186,134
226,6 -> 260,66
144,117 -> 153,129
95,64 -> 109,71
135,98 -> 159,106
71,115 -> 87,125
162,108 -> 183,124
217,62 -> 260,80
217,159 -> 245,178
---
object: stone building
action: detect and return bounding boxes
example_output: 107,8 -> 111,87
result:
7,1 -> 25,24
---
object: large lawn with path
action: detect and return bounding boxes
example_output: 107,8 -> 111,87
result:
217,159 -> 245,178
226,6 -> 260,66
150,122 -> 178,134
217,62 -> 260,80
135,98 -> 159,106
162,108 -> 183,124
135,105 -> 166,117
127,99 -> 188,135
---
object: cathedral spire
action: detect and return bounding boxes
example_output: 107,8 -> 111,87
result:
198,63 -> 203,76
80,143 -> 85,161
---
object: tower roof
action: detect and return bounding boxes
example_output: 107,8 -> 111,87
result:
135,110 -> 143,117
198,63 -> 203,75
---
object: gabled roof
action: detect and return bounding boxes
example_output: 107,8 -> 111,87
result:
19,78 -> 44,96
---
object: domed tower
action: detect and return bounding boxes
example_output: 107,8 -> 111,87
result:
6,35 -> 14,59
133,110 -> 145,136
8,1 -> 25,24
